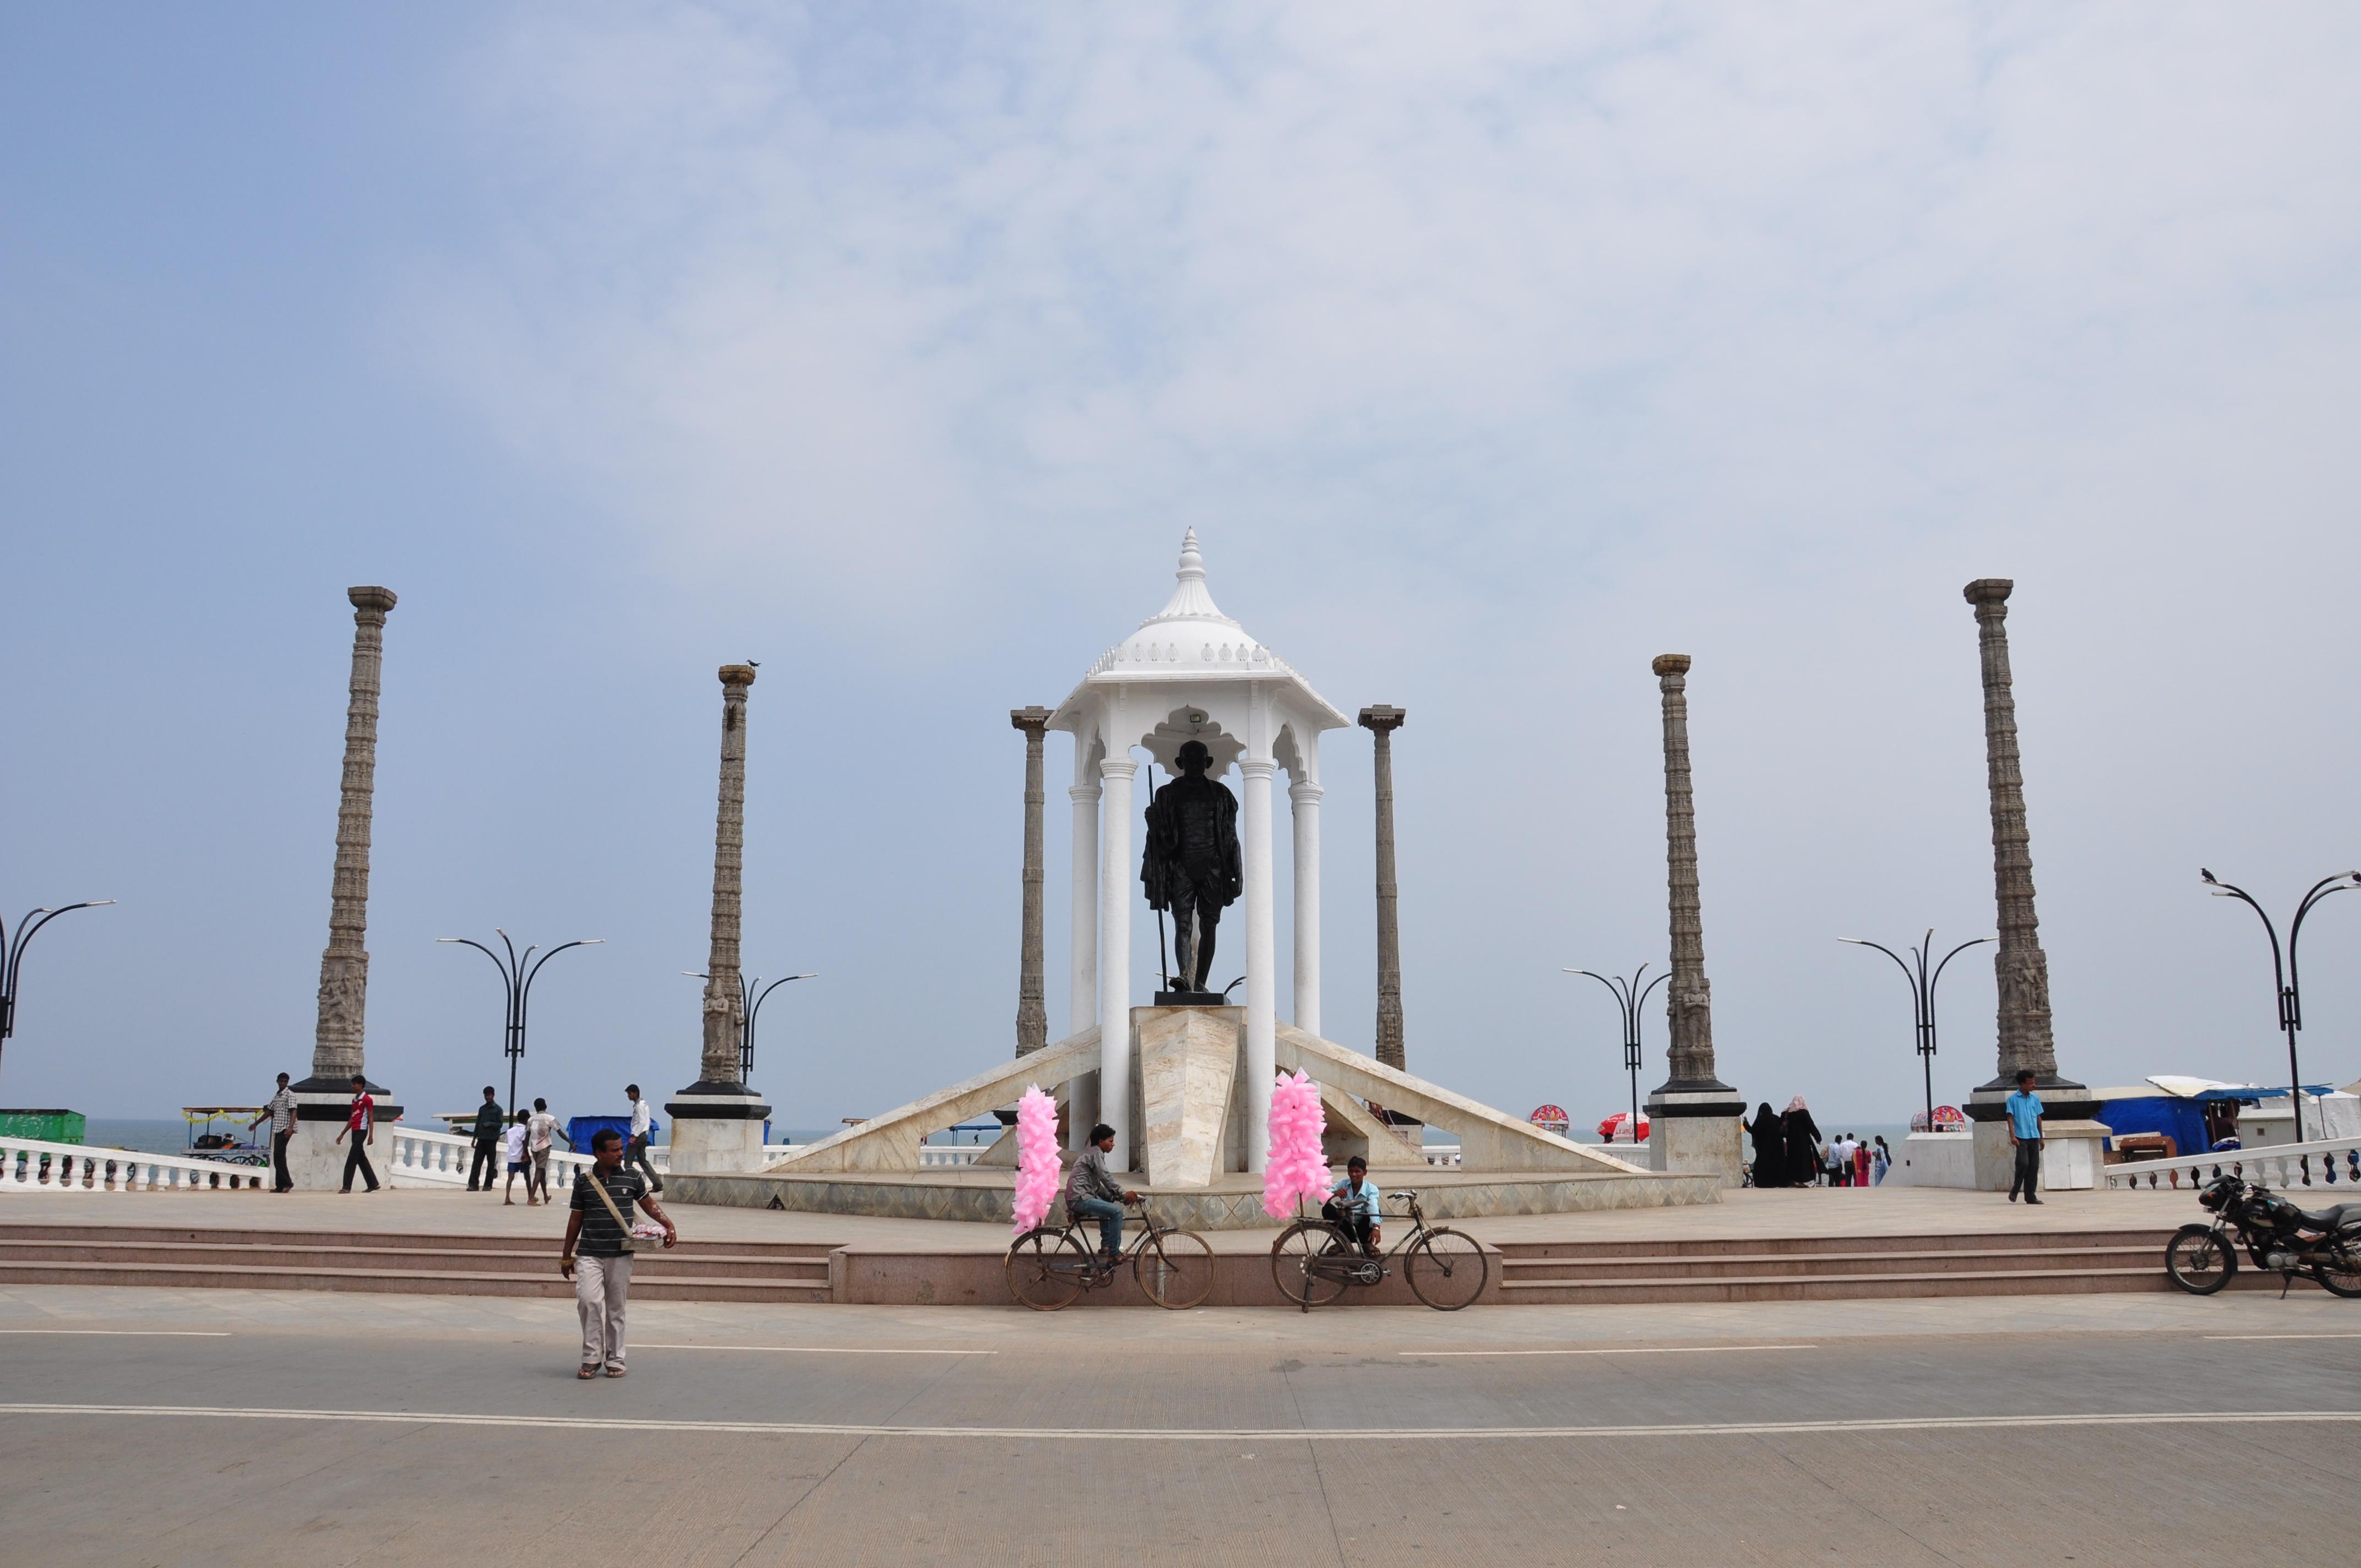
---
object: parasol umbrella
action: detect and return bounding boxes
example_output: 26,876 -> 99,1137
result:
1596,1109 -> 1650,1143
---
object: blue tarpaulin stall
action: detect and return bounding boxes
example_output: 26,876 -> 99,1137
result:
565,1114 -> 651,1152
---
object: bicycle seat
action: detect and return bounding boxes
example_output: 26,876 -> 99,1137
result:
2296,1202 -> 2361,1232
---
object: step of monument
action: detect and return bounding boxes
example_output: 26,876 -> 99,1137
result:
1492,1228 -> 2177,1261
0,1239 -> 830,1281
0,1222 -> 834,1261
1498,1244 -> 2161,1282
0,1260 -> 834,1303
1497,1265 -> 2318,1304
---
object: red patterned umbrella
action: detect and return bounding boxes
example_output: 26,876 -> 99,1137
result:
1596,1110 -> 1650,1142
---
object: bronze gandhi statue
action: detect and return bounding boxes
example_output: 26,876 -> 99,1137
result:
1141,740 -> 1242,994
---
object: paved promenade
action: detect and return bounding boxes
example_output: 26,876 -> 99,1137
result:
1,1180 -> 2210,1250
5,1272 -> 2357,1564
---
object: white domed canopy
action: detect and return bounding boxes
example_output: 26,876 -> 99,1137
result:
1054,528 -> 1350,743
1051,530 -> 1350,1178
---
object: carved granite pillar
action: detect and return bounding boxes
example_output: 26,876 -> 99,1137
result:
288,587 -> 400,1186
1962,581 -> 2090,1173
1011,706 -> 1052,1057
668,663 -> 771,1174
307,586 -> 395,1088
1644,655 -> 1743,1184
1358,706 -> 1406,1070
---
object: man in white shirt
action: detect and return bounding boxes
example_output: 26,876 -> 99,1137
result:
624,1084 -> 662,1194
525,1097 -> 563,1204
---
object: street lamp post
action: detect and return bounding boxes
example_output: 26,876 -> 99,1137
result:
2199,868 -> 2361,1143
438,930 -> 605,1112
0,900 -> 116,1087
684,970 -> 815,1081
1563,964 -> 1670,1136
1838,930 -> 1991,1138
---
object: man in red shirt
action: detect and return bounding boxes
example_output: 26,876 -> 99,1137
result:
333,1072 -> 380,1193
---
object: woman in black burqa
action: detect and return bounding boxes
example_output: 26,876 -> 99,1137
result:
1781,1096 -> 1824,1188
1747,1102 -> 1786,1188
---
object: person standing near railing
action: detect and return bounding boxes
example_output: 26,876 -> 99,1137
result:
248,1073 -> 297,1194
624,1084 -> 663,1194
2006,1069 -> 2045,1205
466,1086 -> 504,1193
526,1097 -> 563,1202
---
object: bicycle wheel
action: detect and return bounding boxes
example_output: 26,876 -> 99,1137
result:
1006,1227 -> 1089,1311
1405,1228 -> 1489,1310
2311,1235 -> 2361,1298
1271,1221 -> 1350,1309
1136,1227 -> 1216,1310
2164,1224 -> 2236,1295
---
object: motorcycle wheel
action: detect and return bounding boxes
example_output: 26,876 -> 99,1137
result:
2310,1237 -> 2361,1299
2165,1224 -> 2237,1295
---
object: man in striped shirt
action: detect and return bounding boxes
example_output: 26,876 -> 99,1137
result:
247,1073 -> 297,1193
561,1127 -> 678,1379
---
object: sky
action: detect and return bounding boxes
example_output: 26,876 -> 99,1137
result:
3,3 -> 2358,1134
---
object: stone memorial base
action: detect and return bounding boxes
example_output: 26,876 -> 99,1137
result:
1644,1088 -> 1747,1188
665,1081 -> 773,1176
664,1162 -> 1722,1229
760,1011 -> 1716,1221
284,1077 -> 400,1192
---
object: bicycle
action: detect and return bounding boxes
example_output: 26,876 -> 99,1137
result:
1269,1189 -> 1488,1311
1006,1196 -> 1217,1310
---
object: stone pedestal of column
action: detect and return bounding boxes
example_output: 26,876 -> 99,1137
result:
285,1080 -> 401,1190
1644,1088 -> 1745,1187
1968,1102 -> 2108,1193
665,1082 -> 773,1174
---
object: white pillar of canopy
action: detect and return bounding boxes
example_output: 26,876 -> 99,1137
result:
1049,531 -> 1351,1173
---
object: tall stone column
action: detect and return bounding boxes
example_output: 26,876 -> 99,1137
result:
1011,707 -> 1052,1057
1096,754 -> 1137,1169
1289,777 -> 1323,1038
1962,580 -> 2091,1186
1241,750 -> 1279,1174
668,664 -> 771,1175
1644,656 -> 1744,1185
1358,706 -> 1407,1070
1067,761 -> 1101,1144
289,587 -> 401,1188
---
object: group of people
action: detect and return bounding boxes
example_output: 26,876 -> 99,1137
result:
462,1087 -> 570,1204
1746,1097 -> 1891,1188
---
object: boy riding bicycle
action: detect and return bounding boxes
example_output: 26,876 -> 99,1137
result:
1067,1121 -> 1143,1267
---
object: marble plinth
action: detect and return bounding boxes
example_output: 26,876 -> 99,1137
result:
1645,1090 -> 1747,1188
1135,1005 -> 1238,1188
667,1115 -> 770,1175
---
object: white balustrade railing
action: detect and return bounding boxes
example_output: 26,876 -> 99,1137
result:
2107,1133 -> 2361,1193
0,1135 -> 269,1193
919,1146 -> 986,1168
1423,1145 -> 1463,1167
380,1125 -> 599,1193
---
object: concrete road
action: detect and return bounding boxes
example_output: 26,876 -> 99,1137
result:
4,1286 -> 2358,1566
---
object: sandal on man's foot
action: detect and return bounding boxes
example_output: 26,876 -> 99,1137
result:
578,1364 -> 599,1380
605,1366 -> 627,1378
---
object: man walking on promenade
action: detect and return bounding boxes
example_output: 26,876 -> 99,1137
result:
560,1128 -> 677,1380
2006,1068 -> 2045,1205
467,1086 -> 504,1193
525,1097 -> 563,1204
248,1072 -> 297,1193
333,1072 -> 379,1193
623,1084 -> 662,1194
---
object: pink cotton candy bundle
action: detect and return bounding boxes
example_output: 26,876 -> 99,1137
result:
1262,1070 -> 1330,1219
1011,1086 -> 1062,1234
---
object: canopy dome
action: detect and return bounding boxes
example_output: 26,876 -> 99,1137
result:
1075,529 -> 1328,694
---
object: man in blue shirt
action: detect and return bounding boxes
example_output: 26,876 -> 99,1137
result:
2005,1069 -> 2044,1204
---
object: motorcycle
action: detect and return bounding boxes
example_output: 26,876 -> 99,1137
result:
2166,1174 -> 2361,1297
